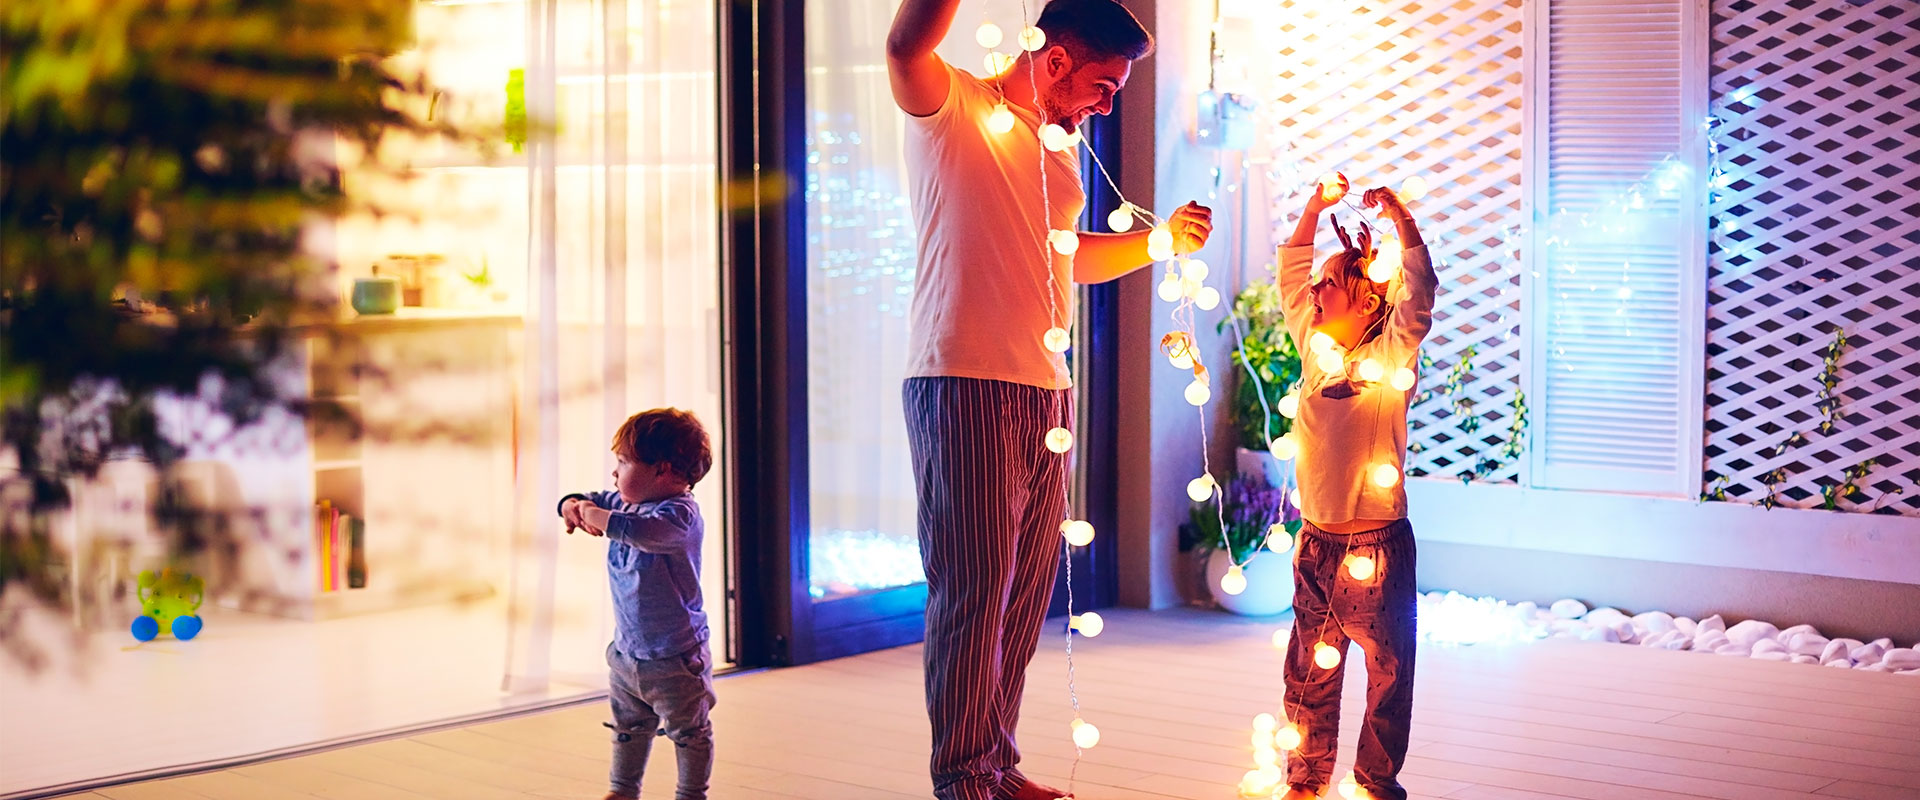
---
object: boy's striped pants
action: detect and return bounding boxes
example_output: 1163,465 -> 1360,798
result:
904,376 -> 1073,800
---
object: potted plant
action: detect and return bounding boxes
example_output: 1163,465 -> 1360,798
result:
1220,280 -> 1302,489
1181,473 -> 1302,616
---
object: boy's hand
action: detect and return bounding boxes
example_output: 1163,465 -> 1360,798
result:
561,498 -> 584,533
579,505 -> 612,536
1363,187 -> 1410,221
1307,172 -> 1349,216
1169,201 -> 1214,255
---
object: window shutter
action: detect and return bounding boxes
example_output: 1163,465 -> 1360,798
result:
1524,0 -> 1709,495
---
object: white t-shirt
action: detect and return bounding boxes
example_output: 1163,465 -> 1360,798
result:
903,63 -> 1085,390
1278,242 -> 1437,524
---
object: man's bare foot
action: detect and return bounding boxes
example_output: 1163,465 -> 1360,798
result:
1010,779 -> 1073,800
1277,786 -> 1321,800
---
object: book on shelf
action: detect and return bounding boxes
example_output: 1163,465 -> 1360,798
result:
315,501 -> 369,593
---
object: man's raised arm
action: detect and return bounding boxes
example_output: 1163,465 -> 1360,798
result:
886,0 -> 962,117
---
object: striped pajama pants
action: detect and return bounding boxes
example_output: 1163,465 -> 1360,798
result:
1284,519 -> 1418,800
904,377 -> 1073,800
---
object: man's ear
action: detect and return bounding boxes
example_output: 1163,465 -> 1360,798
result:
1044,44 -> 1073,80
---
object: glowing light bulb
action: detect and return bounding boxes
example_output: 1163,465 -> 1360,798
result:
1390,367 -> 1417,391
1156,275 -> 1182,302
1338,772 -> 1367,799
1371,463 -> 1401,488
1368,239 -> 1402,282
975,22 -> 1004,49
1185,379 -> 1211,406
1318,173 -> 1343,202
1253,712 -> 1278,733
1278,391 -> 1300,419
1346,554 -> 1377,581
1274,724 -> 1303,751
986,104 -> 1016,134
1316,350 -> 1345,375
1044,326 -> 1071,353
1188,474 -> 1215,502
1268,433 -> 1299,461
1309,331 -> 1336,354
984,51 -> 1016,75
1182,258 -> 1209,282
1147,225 -> 1174,259
1060,519 -> 1096,547
1070,718 -> 1100,749
1039,123 -> 1072,152
1070,611 -> 1104,636
1289,488 -> 1302,508
1045,426 -> 1074,453
1180,276 -> 1203,299
1253,744 -> 1279,767
1049,228 -> 1080,255
1358,358 -> 1385,382
1219,565 -> 1248,595
1314,641 -> 1342,669
1018,26 -> 1047,51
1271,629 -> 1289,649
1108,205 -> 1135,233
1265,524 -> 1293,553
1168,349 -> 1193,370
1400,175 -> 1429,202
1195,286 -> 1221,311
1240,769 -> 1281,797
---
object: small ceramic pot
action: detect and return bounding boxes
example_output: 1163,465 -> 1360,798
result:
351,276 -> 401,315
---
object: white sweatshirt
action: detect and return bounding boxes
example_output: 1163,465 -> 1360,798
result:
1277,242 -> 1437,525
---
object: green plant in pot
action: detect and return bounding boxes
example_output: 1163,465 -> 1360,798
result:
1181,473 -> 1301,615
1219,280 -> 1302,470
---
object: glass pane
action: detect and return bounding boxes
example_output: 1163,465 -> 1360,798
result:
804,0 -> 925,600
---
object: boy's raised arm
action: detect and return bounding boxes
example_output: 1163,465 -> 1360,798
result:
603,497 -> 698,554
887,0 -> 961,117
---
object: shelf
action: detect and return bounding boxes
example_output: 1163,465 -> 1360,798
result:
313,460 -> 362,472
311,578 -> 496,621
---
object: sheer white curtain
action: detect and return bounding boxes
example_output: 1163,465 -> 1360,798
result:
504,0 -> 725,692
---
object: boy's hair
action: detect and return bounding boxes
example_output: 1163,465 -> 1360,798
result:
612,408 -> 713,487
1321,217 -> 1392,342
1036,0 -> 1154,63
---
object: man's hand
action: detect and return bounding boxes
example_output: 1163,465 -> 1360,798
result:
1169,201 -> 1214,255
1363,186 -> 1410,221
1307,172 -> 1349,216
579,506 -> 612,537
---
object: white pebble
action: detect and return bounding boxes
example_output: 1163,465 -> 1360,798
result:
1752,639 -> 1788,656
1586,607 -> 1628,626
1551,598 -> 1589,619
1753,651 -> 1792,662
1696,615 -> 1726,635
1789,633 -> 1829,657
1860,664 -> 1891,673
1632,611 -> 1676,635
1515,601 -> 1539,619
1820,639 -> 1858,665
1695,632 -> 1731,652
1715,642 -> 1754,656
1870,637 -> 1894,650
1897,668 -> 1920,677
1881,648 -> 1920,670
1823,659 -> 1854,669
1775,623 -> 1820,644
1790,654 -> 1819,665
1851,642 -> 1888,664
1674,617 -> 1698,637
1727,620 -> 1780,649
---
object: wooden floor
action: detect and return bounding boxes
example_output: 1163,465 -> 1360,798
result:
48,607 -> 1920,800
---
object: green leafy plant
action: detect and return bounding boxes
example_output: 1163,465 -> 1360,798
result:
3,0 -> 465,662
1217,280 -> 1301,451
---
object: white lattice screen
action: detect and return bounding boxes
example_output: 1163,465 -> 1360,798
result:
1702,0 -> 1920,515
1256,0 -> 1526,483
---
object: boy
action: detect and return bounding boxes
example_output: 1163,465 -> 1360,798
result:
559,408 -> 715,800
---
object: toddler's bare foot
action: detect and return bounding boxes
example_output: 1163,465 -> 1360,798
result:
1277,786 -> 1321,800
1010,779 -> 1073,800
601,793 -> 637,800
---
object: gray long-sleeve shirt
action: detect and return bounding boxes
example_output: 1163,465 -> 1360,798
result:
558,490 -> 709,660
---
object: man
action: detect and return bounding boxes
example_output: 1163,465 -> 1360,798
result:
885,2 -> 1213,798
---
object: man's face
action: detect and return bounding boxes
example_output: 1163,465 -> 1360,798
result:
1040,49 -> 1131,132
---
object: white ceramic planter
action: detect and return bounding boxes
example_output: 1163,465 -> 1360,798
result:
1205,548 -> 1296,617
